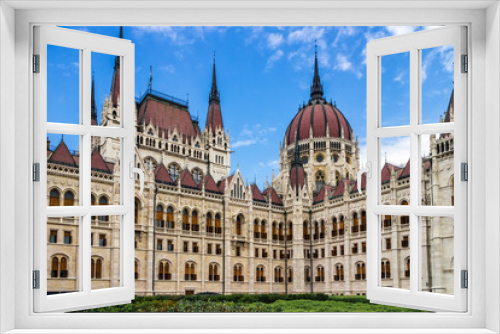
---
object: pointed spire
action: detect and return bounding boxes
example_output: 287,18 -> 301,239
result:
209,53 -> 220,102
310,40 -> 324,101
91,72 -> 98,125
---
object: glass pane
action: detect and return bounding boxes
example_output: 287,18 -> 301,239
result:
91,137 -> 121,206
381,52 -> 410,127
91,215 -> 121,290
421,45 -> 454,125
420,216 -> 454,295
379,215 -> 410,290
380,136 -> 410,205
47,45 -> 80,124
47,216 -> 81,295
47,133 -> 80,207
420,134 -> 454,206
91,51 -> 120,127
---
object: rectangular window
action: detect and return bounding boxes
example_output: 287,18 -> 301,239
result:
192,242 -> 199,253
49,230 -> 57,243
99,234 -> 107,247
167,240 -> 174,252
216,244 -> 222,255
207,243 -> 212,254
156,239 -> 162,251
183,241 -> 188,253
386,238 -> 391,250
255,248 -> 259,257
332,246 -> 337,256
64,231 -> 72,244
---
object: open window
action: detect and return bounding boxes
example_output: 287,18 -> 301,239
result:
33,26 -> 136,312
365,26 -> 467,312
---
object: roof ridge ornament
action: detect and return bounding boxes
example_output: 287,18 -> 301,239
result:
209,53 -> 220,103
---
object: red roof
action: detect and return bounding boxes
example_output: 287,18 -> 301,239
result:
398,159 -> 410,179
330,180 -> 345,198
218,175 -> 234,193
290,164 -> 306,189
205,101 -> 224,132
314,185 -> 334,203
285,100 -> 353,145
381,163 -> 401,184
91,149 -> 111,173
137,96 -> 199,144
201,174 -> 222,194
251,184 -> 266,202
110,60 -> 120,107
48,140 -> 78,167
350,174 -> 367,194
155,163 -> 174,184
263,187 -> 283,206
180,169 -> 198,189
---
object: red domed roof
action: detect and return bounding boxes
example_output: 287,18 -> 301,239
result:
284,100 -> 354,145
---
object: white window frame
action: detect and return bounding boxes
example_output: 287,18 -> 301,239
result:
33,26 -> 136,312
365,26 -> 467,312
1,1 -> 498,333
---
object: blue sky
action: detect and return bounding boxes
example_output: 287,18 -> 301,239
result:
48,26 -> 454,187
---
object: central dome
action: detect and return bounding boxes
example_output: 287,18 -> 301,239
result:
284,100 -> 354,145
284,48 -> 353,146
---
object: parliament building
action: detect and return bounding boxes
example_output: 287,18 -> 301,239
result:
46,35 -> 455,296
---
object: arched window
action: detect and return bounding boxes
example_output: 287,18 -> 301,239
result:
320,221 -> 325,238
278,222 -> 284,241
166,206 -> 174,229
98,196 -> 109,222
315,170 -> 325,192
256,266 -> 265,282
236,215 -> 243,236
60,257 -> 68,278
191,210 -> 199,231
315,266 -> 325,282
182,209 -> 190,231
361,211 -> 367,232
63,191 -> 74,206
215,213 -> 222,234
51,257 -> 59,278
209,263 -> 220,281
303,221 -> 310,240
274,266 -> 283,283
405,257 -> 411,277
155,205 -> 165,228
314,221 -> 320,240
304,266 -> 311,283
381,259 -> 391,279
355,262 -> 366,280
287,222 -> 293,241
287,267 -> 293,283
261,220 -> 267,239
49,189 -> 60,206
339,216 -> 345,235
254,220 -> 260,238
332,217 -> 338,237
233,264 -> 244,282
352,212 -> 359,233
134,199 -> 140,225
334,264 -> 344,281
135,260 -> 139,279
185,262 -> 196,281
272,222 -> 278,241
192,169 -> 202,185
335,171 -> 341,186
383,214 -> 392,228
168,163 -> 180,181
91,257 -> 102,279
158,261 -> 171,280
401,200 -> 409,225
206,213 -> 213,233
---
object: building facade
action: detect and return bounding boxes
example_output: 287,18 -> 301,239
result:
46,40 -> 455,296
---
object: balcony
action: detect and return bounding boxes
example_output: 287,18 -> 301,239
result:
315,277 -> 324,282
355,274 -> 366,280
256,277 -> 266,282
254,232 -> 261,239
158,273 -> 172,280
233,276 -> 244,282
274,277 -> 284,283
339,229 -> 345,236
185,274 -> 197,281
351,226 -> 359,233
381,273 -> 391,279
333,275 -> 344,281
332,230 -> 338,237
360,225 -> 366,232
304,235 -> 310,241
209,275 -> 220,281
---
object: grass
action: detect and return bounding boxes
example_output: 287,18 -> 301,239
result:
77,294 -> 427,313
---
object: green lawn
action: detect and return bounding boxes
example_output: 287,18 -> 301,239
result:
78,294 -> 427,313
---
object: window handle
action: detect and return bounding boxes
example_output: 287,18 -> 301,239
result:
130,162 -> 145,195
356,162 -> 371,195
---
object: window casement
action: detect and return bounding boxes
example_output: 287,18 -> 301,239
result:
33,26 -> 136,312
166,206 -> 174,229
303,220 -> 310,240
214,213 -> 222,234
253,219 -> 260,238
206,212 -> 213,233
182,208 -> 190,231
191,210 -> 199,231
134,198 -> 140,224
287,222 -> 293,241
365,26 -> 467,312
208,263 -> 219,281
234,264 -> 244,282
315,266 -> 325,282
381,259 -> 391,279
352,213 -> 359,233
334,264 -> 344,281
184,262 -> 196,281
355,262 -> 366,281
274,266 -> 284,283
158,261 -> 172,281
339,216 -> 345,236
49,230 -> 57,243
256,266 -> 265,282
134,260 -> 139,280
156,239 -> 162,251
304,266 -> 311,283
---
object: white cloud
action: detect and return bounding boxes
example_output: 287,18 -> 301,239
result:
267,33 -> 284,49
158,64 -> 175,74
287,26 -> 326,44
334,53 -> 363,79
394,70 -> 405,83
385,26 -> 418,36
267,160 -> 280,169
265,50 -> 284,70
380,137 -> 410,167
332,26 -> 357,47
233,124 -> 277,148
421,44 -> 454,83
233,139 -> 258,148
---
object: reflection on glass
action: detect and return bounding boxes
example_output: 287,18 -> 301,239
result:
91,137 -> 121,205
47,45 -> 80,124
420,216 -> 454,295
379,215 -> 410,290
47,134 -> 80,207
47,216 -> 80,295
381,52 -> 410,127
91,215 -> 121,290
421,134 -> 454,206
421,45 -> 454,125
380,136 -> 410,205
91,51 -> 120,127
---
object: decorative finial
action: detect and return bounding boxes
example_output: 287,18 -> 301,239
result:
310,41 -> 324,101
209,54 -> 220,102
